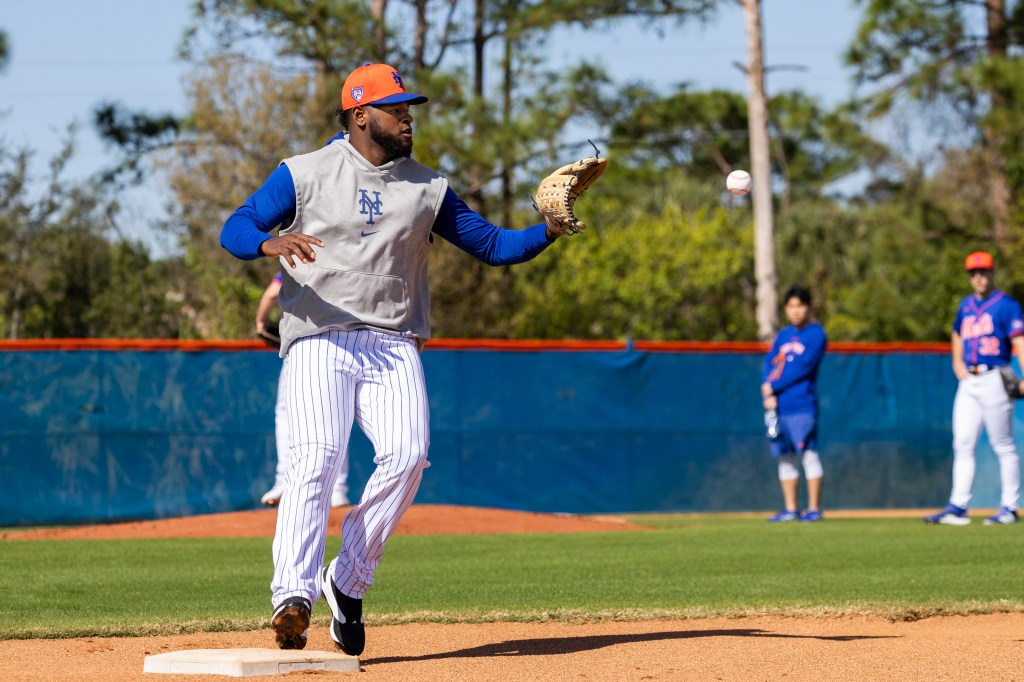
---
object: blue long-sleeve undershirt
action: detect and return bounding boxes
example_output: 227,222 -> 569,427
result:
220,162 -> 552,264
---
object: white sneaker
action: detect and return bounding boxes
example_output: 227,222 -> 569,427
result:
983,507 -> 1019,525
261,483 -> 285,506
330,489 -> 350,508
923,503 -> 971,526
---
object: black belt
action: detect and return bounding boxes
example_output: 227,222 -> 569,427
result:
967,364 -> 993,375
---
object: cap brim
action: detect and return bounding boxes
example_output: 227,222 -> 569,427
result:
369,93 -> 428,106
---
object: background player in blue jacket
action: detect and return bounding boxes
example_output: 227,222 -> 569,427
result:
924,251 -> 1022,526
761,285 -> 828,522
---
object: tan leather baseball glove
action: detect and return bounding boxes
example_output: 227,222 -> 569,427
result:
533,156 -> 608,236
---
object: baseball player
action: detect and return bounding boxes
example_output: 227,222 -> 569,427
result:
761,285 -> 828,522
924,251 -> 1022,526
220,63 -> 575,655
257,272 -> 349,509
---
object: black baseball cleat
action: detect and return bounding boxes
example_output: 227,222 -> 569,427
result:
321,559 -> 365,656
270,596 -> 311,650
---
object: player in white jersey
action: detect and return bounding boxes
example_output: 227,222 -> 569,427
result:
924,251 -> 1022,526
220,63 -> 583,655
256,273 -> 349,508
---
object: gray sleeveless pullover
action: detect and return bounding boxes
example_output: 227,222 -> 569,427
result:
277,138 -> 449,355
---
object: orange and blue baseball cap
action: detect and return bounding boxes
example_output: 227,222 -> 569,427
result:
965,251 -> 994,271
341,63 -> 428,110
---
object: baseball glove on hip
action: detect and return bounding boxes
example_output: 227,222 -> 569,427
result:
257,325 -> 281,349
533,156 -> 608,236
999,365 -> 1023,399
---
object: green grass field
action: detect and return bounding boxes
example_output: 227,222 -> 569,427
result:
2,515 -> 1021,640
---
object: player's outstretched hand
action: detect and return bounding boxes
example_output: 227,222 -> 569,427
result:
260,233 -> 325,268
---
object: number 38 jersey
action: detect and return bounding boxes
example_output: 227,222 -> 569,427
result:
953,290 -> 1024,368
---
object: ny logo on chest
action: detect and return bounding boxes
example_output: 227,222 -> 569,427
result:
358,189 -> 383,225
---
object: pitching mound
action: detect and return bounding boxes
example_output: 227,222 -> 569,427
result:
0,504 -> 651,540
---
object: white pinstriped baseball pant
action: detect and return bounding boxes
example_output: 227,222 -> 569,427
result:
272,360 -> 349,501
270,329 -> 430,606
950,370 -> 1021,510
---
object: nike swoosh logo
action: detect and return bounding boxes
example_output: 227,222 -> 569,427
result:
360,230 -> 378,237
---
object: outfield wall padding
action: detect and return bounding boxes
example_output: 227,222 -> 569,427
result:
0,343 -> 1010,526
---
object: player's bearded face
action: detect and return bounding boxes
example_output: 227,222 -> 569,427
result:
368,112 -> 413,161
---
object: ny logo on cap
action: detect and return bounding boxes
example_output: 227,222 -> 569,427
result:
391,71 -> 403,88
351,86 -> 364,103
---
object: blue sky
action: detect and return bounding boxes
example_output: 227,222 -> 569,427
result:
2,1 -> 194,177
0,0 -> 861,249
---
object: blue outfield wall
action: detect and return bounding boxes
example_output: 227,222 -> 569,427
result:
0,344 -> 1014,526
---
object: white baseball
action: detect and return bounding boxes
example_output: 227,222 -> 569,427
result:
726,170 -> 752,196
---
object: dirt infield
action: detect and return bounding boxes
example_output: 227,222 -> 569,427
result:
2,506 -> 1022,680
4,613 -> 1024,681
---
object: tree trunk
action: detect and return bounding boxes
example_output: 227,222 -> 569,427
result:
371,0 -> 388,59
500,33 -> 513,228
987,0 -> 1008,57
412,0 -> 427,69
741,0 -> 777,340
985,0 -> 1011,250
466,0 -> 486,213
8,288 -> 21,340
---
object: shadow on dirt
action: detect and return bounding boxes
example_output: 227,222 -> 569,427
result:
366,628 -> 898,663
